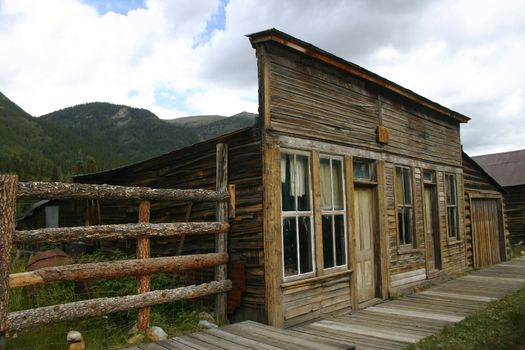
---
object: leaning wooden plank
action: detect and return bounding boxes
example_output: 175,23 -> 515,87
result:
17,182 -> 229,202
9,253 -> 228,288
13,222 -> 230,244
0,175 -> 17,349
462,275 -> 525,283
366,306 -> 464,323
417,290 -> 496,302
6,280 -> 231,332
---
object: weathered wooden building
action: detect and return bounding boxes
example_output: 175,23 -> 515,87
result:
473,149 -> 525,246
35,29 -> 511,327
462,151 -> 509,268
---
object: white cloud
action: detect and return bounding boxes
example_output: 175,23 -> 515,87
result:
0,0 -> 524,154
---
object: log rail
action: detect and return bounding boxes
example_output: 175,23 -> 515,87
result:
0,143 -> 232,348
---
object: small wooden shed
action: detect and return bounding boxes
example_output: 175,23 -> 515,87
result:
473,150 -> 525,247
462,151 -> 509,268
69,29 -> 506,327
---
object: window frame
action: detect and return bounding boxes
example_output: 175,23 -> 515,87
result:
320,155 -> 348,271
445,173 -> 459,241
280,150 -> 316,281
395,165 -> 415,248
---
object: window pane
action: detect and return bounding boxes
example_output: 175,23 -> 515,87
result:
403,168 -> 412,205
448,207 -> 457,238
320,158 -> 332,210
298,216 -> 313,273
322,215 -> 334,268
395,167 -> 405,204
404,208 -> 412,244
354,160 -> 371,180
398,209 -> 405,244
332,159 -> 344,210
281,154 -> 295,211
423,171 -> 434,183
283,217 -> 298,276
296,155 -> 310,211
446,174 -> 457,205
334,215 -> 346,266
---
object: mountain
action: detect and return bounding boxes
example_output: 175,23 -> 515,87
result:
41,102 -> 200,163
0,93 -> 124,181
1,93 -> 258,182
195,111 -> 257,141
168,115 -> 226,128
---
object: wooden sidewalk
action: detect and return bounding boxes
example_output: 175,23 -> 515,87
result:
127,257 -> 525,350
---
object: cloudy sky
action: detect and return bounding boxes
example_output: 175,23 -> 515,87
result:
0,0 -> 524,155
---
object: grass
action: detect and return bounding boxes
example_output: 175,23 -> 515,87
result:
406,286 -> 525,350
6,251 -> 214,349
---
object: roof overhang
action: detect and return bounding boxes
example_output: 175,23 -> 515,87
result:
248,28 -> 470,124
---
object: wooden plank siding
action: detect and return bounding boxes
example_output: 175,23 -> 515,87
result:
462,152 -> 509,267
74,128 -> 266,322
255,36 -> 467,325
505,185 -> 525,246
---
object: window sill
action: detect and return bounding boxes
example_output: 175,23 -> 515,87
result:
281,269 -> 352,289
397,247 -> 422,255
447,239 -> 464,247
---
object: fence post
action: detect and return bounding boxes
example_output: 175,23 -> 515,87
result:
215,144 -> 228,324
137,200 -> 151,331
0,175 -> 18,350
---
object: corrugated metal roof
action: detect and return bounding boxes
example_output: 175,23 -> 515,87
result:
472,149 -> 525,187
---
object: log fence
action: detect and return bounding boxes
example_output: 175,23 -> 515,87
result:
0,144 -> 231,349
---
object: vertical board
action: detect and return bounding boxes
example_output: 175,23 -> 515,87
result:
471,198 -> 502,268
354,187 -> 375,303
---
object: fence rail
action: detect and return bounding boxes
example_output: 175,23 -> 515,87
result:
0,143 -> 231,349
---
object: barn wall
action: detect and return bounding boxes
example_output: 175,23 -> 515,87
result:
75,128 -> 266,322
462,153 -> 510,266
505,184 -> 525,246
257,40 -> 467,326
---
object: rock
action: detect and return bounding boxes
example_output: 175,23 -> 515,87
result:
147,326 -> 168,342
198,320 -> 218,329
67,331 -> 85,350
520,250 -> 525,256
127,333 -> 145,345
198,311 -> 215,322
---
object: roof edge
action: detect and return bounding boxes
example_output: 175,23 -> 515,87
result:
247,28 -> 470,124
462,150 -> 506,193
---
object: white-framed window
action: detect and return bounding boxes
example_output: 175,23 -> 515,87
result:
395,166 -> 414,246
281,152 -> 315,279
320,156 -> 347,269
445,173 -> 458,239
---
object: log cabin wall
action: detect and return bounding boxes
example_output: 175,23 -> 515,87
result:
505,185 -> 525,246
462,152 -> 509,267
251,30 -> 469,327
74,127 -> 266,323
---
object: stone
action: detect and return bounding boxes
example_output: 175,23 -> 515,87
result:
147,326 -> 168,342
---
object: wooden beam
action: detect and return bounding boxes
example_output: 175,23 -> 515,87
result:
9,253 -> 229,288
228,184 -> 236,219
13,222 -> 230,244
137,200 -> 151,331
263,144 -> 284,327
311,151 -> 324,275
344,156 -> 358,310
376,160 -> 389,299
215,143 -> 228,324
17,182 -> 229,202
6,280 -> 232,332
0,175 -> 17,350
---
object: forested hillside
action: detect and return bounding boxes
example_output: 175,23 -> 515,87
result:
0,93 -> 258,182
0,93 -> 125,181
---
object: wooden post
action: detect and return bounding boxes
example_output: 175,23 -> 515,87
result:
137,200 -> 151,331
0,175 -> 17,350
215,144 -> 228,324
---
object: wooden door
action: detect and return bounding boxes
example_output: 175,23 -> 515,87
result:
424,186 -> 441,271
471,198 -> 502,268
354,187 -> 376,303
